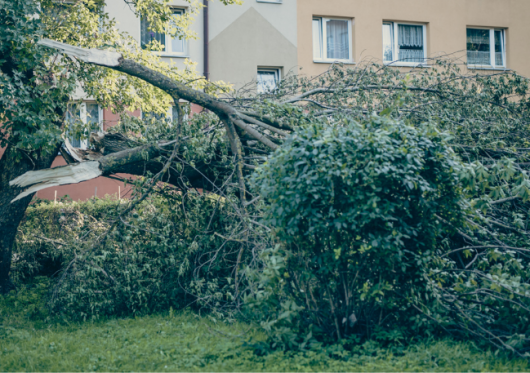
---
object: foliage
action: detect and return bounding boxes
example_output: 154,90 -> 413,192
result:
13,185 -> 270,321
1,0 -> 235,154
1,288 -> 528,372
0,0 -> 77,154
0,277 -> 51,327
229,61 -> 530,356
247,115 -> 465,349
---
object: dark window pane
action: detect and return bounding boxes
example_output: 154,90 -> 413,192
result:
141,16 -> 165,50
467,28 -> 491,65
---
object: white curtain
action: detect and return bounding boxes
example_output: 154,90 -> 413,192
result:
326,19 -> 349,60
398,25 -> 424,62
398,24 -> 423,47
257,71 -> 277,93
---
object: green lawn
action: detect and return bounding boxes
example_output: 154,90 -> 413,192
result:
0,283 -> 528,372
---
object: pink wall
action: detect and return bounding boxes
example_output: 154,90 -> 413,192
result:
36,107 -> 140,201
34,104 -> 203,201
35,155 -> 134,201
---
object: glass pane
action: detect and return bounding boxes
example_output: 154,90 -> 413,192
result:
312,19 -> 323,60
144,111 -> 166,121
467,28 -> 491,65
171,37 -> 184,54
66,105 -> 82,148
257,71 -> 278,93
494,30 -> 504,66
172,105 -> 180,121
86,103 -> 100,133
141,16 -> 166,51
169,10 -> 185,54
397,24 -> 424,63
382,23 -> 393,62
326,19 -> 349,60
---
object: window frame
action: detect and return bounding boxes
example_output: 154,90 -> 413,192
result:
312,17 -> 353,63
257,68 -> 281,94
382,21 -> 428,67
466,27 -> 506,69
66,102 -> 103,150
140,7 -> 188,58
256,0 -> 282,3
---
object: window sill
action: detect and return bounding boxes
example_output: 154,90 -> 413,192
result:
467,65 -> 509,71
159,54 -> 189,58
313,60 -> 355,65
256,0 -> 282,3
384,61 -> 430,68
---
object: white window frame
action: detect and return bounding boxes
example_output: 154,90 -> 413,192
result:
67,102 -> 103,150
257,68 -> 281,94
312,17 -> 353,63
466,27 -> 506,69
140,8 -> 188,58
256,0 -> 282,3
383,22 -> 427,67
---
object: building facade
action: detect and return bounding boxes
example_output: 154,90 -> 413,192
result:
298,0 -> 530,78
8,0 -> 529,201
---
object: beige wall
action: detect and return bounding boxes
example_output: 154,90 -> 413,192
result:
298,0 -> 530,78
209,0 -> 298,89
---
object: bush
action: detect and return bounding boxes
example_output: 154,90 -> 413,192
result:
248,115 -> 465,349
14,192 -> 266,321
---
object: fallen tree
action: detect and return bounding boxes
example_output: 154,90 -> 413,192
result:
5,36 -> 530,354
0,0 -> 238,294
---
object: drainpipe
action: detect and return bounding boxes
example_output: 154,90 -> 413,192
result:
203,0 -> 209,80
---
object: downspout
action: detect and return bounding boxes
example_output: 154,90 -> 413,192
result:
203,0 -> 209,80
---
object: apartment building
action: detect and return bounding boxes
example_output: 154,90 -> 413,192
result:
300,0 -> 530,78
18,0 -> 530,201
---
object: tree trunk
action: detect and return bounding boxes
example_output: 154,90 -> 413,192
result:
0,143 -> 62,294
9,132 -> 233,202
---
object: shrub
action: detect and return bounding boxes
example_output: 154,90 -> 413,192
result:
248,115 -> 465,349
14,192 -> 267,321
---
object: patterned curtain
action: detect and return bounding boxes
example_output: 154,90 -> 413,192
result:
326,19 -> 349,60
467,29 -> 491,65
398,24 -> 424,63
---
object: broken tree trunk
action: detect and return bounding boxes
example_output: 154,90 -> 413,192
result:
9,40 -> 288,202
10,131 -> 232,202
0,141 -> 63,294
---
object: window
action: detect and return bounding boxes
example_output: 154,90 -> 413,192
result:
66,102 -> 103,149
142,103 -> 190,123
257,68 -> 280,93
383,22 -> 427,65
467,28 -> 506,68
141,8 -> 186,56
313,17 -> 352,62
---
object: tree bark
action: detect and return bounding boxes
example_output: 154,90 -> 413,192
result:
0,142 -> 62,294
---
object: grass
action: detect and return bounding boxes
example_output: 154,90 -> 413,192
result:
1,281 -> 529,372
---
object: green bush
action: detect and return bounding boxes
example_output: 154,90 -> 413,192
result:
14,192 -> 262,321
248,115 -> 465,349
